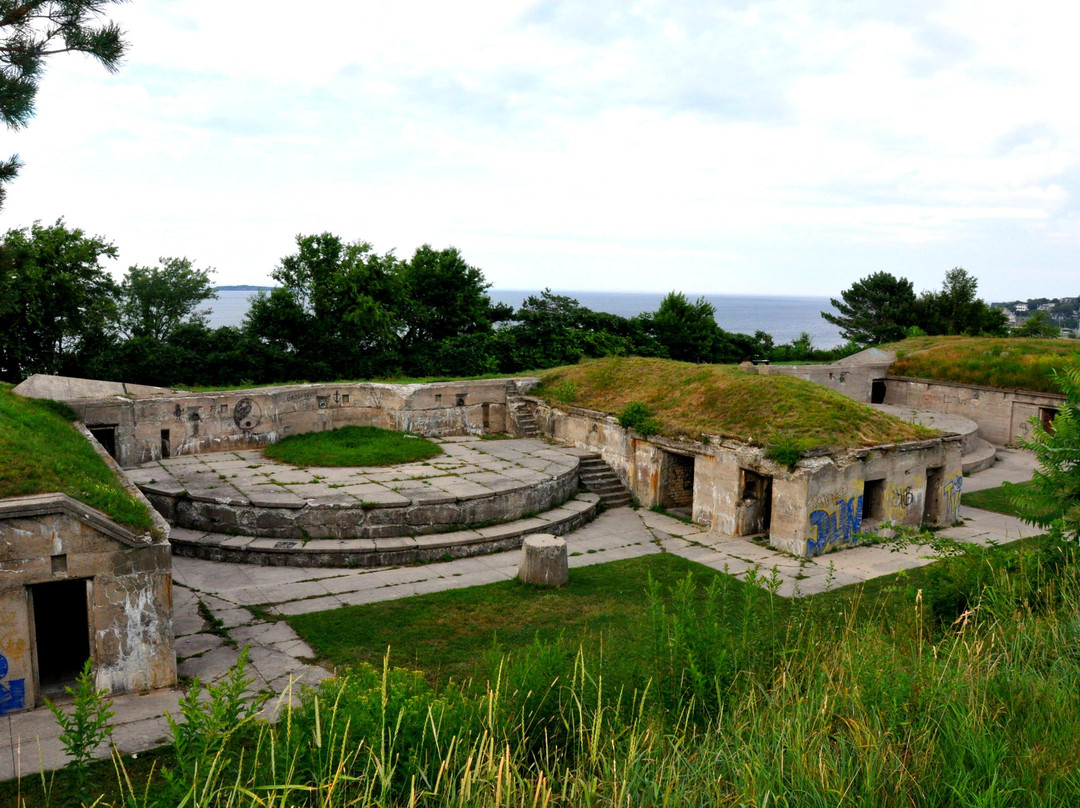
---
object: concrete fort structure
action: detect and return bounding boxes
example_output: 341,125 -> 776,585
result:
11,376 -> 526,469
0,432 -> 175,715
16,373 -> 965,561
527,397 -> 964,558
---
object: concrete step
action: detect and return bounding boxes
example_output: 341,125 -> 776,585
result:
576,454 -> 632,508
962,437 -> 998,475
170,493 -> 601,568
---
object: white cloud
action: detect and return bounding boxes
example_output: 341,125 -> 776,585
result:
4,0 -> 1080,300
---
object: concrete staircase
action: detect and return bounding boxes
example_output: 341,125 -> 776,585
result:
505,381 -> 539,437
577,453 -> 632,508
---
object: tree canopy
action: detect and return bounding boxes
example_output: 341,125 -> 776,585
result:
0,0 -> 127,207
821,272 -> 917,346
0,219 -> 117,381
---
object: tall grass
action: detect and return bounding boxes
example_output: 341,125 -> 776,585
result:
888,336 -> 1078,393
13,541 -> 1080,806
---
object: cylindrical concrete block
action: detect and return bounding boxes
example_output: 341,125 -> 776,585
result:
518,533 -> 569,588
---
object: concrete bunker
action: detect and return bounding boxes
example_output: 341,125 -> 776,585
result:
531,397 -> 964,558
0,494 -> 176,714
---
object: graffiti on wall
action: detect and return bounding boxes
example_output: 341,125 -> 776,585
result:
943,475 -> 962,523
807,494 -> 864,556
0,653 -> 26,715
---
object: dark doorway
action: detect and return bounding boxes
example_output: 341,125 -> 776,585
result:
88,425 -> 118,459
660,452 -> 695,519
160,429 -> 171,459
31,578 -> 91,701
863,479 -> 886,523
870,379 -> 887,404
1040,407 -> 1059,435
737,468 -> 772,536
924,466 -> 944,524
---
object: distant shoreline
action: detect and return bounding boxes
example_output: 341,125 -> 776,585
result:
214,284 -> 274,292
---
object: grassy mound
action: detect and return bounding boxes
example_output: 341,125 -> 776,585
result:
534,357 -> 934,452
886,336 -> 1080,393
0,384 -> 154,531
263,425 -> 442,467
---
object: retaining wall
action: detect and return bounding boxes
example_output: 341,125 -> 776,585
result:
883,376 -> 1065,446
66,378 -> 536,468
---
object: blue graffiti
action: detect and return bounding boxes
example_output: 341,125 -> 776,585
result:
807,495 -> 863,556
0,653 -> 25,715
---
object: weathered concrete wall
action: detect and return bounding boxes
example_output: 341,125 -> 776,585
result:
0,495 -> 175,713
530,399 -> 963,557
63,379 -> 534,468
883,376 -> 1065,446
145,461 -> 580,540
761,361 -> 889,402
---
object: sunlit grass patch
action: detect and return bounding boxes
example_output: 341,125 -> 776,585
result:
0,384 -> 154,531
887,336 -> 1080,393
533,356 -> 934,451
263,425 -> 442,467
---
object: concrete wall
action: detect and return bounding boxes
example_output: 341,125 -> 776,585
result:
529,399 -> 963,557
883,376 -> 1065,446
0,495 -> 175,713
65,379 -> 533,468
761,361 -> 889,402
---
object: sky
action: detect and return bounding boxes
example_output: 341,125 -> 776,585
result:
5,0 -> 1080,301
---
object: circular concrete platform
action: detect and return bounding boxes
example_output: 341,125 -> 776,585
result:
128,438 -> 585,541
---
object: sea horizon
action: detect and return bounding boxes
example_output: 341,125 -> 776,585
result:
206,288 -> 845,348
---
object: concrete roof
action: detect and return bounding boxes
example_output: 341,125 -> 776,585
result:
11,374 -> 173,401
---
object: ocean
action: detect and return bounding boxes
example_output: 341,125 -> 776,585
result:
206,289 -> 845,349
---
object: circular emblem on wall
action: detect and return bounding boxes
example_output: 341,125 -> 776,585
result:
233,397 -> 263,432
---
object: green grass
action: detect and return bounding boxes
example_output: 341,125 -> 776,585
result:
12,538 -> 1080,805
533,356 -> 935,451
0,384 -> 154,531
175,370 -> 537,393
262,425 -> 442,467
288,554 -> 775,688
962,480 -> 1036,517
886,336 -> 1080,393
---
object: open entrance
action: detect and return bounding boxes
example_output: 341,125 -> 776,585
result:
88,425 -> 118,460
1040,407 -> 1059,434
870,379 -> 887,404
923,466 -> 944,524
659,452 -> 695,520
736,468 -> 772,536
862,479 -> 886,524
31,578 -> 91,702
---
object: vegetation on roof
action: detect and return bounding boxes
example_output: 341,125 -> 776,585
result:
533,357 -> 935,452
886,336 -> 1080,393
0,384 -> 155,531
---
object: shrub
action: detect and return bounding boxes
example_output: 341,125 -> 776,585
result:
617,401 -> 661,436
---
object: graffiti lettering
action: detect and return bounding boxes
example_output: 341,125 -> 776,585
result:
887,486 -> 914,509
943,475 -> 962,523
807,495 -> 863,556
285,392 -> 312,402
0,653 -> 26,715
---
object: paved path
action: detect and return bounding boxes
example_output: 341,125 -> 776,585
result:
1,448 -> 1038,780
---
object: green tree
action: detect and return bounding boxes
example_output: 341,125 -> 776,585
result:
1009,362 -> 1080,540
1013,311 -> 1060,338
822,272 -> 917,346
650,292 -> 721,363
915,267 -> 1009,336
0,219 -> 118,382
244,233 -> 404,380
118,257 -> 216,341
0,0 -> 126,206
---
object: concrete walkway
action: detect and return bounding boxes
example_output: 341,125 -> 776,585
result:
1,448 -> 1039,781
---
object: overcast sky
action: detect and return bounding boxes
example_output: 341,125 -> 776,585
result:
5,0 -> 1079,300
